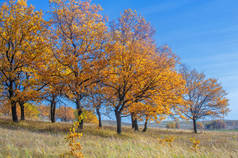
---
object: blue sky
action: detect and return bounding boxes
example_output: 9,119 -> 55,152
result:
26,0 -> 238,119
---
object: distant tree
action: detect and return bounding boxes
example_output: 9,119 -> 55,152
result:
38,105 -> 50,119
205,120 -> 226,130
166,122 -> 177,129
196,122 -> 204,129
175,121 -> 180,129
56,106 -> 75,122
0,100 -> 11,116
179,65 -> 229,133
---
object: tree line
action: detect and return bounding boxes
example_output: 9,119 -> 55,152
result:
0,0 -> 229,134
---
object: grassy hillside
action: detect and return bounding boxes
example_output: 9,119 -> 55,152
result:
0,118 -> 238,158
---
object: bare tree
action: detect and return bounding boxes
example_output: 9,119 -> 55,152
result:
179,65 -> 229,133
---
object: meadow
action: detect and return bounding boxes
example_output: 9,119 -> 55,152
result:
0,118 -> 237,158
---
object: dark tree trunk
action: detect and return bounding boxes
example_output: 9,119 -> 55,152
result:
50,98 -> 56,123
78,108 -> 84,129
143,119 -> 148,132
96,106 -> 102,128
76,98 -> 84,129
131,113 -> 135,129
9,81 -> 18,122
193,118 -> 198,134
115,110 -> 122,134
11,101 -> 18,122
134,118 -> 139,131
19,102 -> 25,121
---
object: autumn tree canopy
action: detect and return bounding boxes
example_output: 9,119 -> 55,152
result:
49,0 -> 108,129
0,0 -> 229,135
0,0 -> 50,122
101,9 -> 186,134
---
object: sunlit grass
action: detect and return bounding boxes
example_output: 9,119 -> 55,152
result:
0,118 -> 237,158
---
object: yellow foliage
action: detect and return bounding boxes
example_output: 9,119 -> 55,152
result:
64,121 -> 83,158
49,0 -> 108,121
158,136 -> 176,147
0,0 -> 50,121
190,137 -> 200,152
77,110 -> 98,124
23,103 -> 39,119
0,102 -> 39,119
17,0 -> 27,7
179,66 -> 229,126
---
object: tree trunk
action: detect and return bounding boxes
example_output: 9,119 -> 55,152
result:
76,98 -> 84,129
193,118 -> 198,134
78,108 -> 84,129
134,118 -> 139,131
19,102 -> 25,121
96,106 -> 102,128
131,113 -> 135,129
50,99 -> 56,123
11,101 -> 18,122
115,110 -> 122,134
143,119 -> 148,132
9,81 -> 18,122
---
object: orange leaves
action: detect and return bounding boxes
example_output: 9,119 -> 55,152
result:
0,0 -> 50,106
50,0 -> 108,102
56,106 -> 75,121
38,105 -> 50,118
65,121 -> 84,158
0,0 -> 229,134
17,0 -> 27,7
101,9 -> 186,129
179,66 -> 229,122
23,103 -> 39,119
0,102 -> 39,119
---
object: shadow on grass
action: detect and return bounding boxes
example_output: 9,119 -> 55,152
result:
0,118 -> 134,139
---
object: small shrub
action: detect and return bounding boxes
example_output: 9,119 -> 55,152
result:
64,121 -> 83,158
158,136 -> 176,147
190,137 -> 200,152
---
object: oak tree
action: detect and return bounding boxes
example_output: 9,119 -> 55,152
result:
102,9 -> 185,133
49,0 -> 108,129
0,0 -> 49,122
179,65 -> 229,133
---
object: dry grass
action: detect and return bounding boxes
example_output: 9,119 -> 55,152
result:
0,118 -> 238,158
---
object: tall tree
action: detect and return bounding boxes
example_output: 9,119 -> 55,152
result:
49,0 -> 108,129
102,9 -> 185,134
103,9 -> 156,133
0,0 -> 49,122
179,65 -> 229,133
